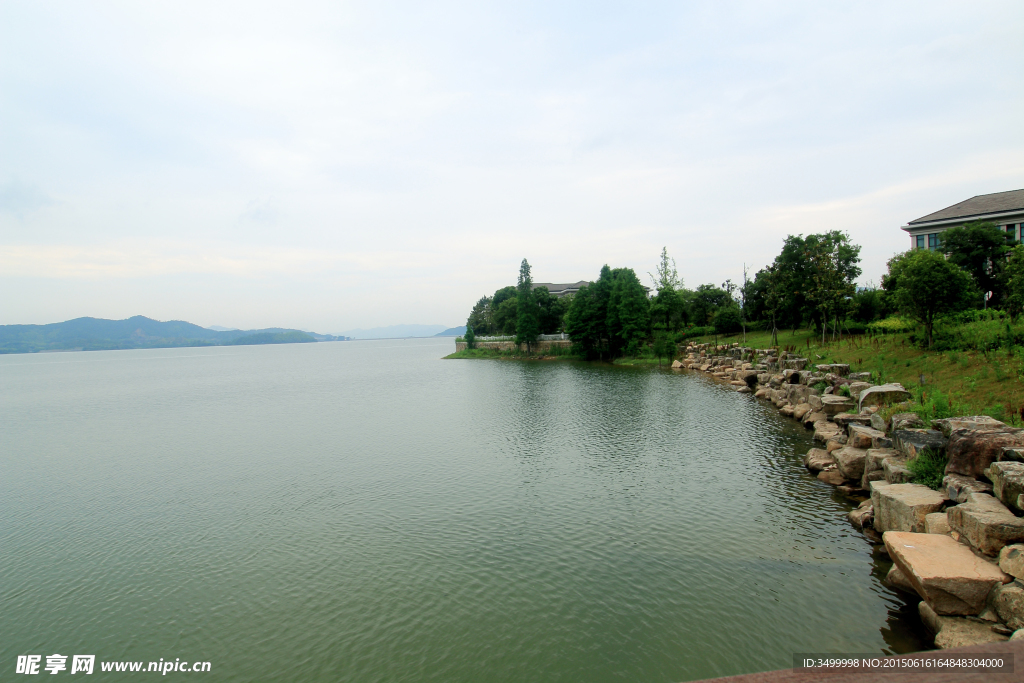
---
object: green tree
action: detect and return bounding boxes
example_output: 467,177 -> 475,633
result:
466,296 -> 493,336
649,247 -> 684,333
1004,244 -> 1024,318
690,284 -> 732,328
535,286 -> 569,334
515,258 -> 540,351
464,324 -> 476,349
493,297 -> 518,335
608,267 -> 650,356
713,306 -> 742,334
804,233 -> 860,343
890,249 -> 979,347
941,221 -> 1014,305
651,331 -> 675,366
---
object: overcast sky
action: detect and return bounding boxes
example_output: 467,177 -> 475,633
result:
1,1 -> 1022,333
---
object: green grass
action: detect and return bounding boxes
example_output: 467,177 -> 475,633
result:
906,449 -> 948,491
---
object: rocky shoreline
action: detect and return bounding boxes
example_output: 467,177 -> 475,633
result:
677,342 -> 1024,650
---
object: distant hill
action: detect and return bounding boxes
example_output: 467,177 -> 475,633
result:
342,324 -> 452,339
434,326 -> 466,337
0,316 -> 345,354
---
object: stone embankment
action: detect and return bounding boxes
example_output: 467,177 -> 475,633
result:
677,342 -> 1024,649
454,340 -> 572,353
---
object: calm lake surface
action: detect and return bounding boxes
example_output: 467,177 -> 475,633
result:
1,338 -> 928,681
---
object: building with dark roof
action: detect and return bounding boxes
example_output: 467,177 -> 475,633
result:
531,281 -> 590,297
901,189 -> 1024,250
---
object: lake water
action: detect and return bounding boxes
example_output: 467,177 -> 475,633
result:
0,338 -> 928,681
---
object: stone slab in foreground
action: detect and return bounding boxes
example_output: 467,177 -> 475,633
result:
885,531 -> 1010,615
918,601 -> 1009,648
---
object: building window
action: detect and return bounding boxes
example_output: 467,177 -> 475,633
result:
1007,224 -> 1017,242
915,235 -> 925,249
928,233 -> 941,250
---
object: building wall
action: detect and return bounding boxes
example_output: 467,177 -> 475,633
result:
454,340 -> 573,353
906,213 -> 1024,250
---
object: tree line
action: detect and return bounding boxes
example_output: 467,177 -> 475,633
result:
463,220 -> 1024,357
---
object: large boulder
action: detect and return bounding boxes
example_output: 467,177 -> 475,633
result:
1003,447 -> 1024,463
858,383 -> 911,412
735,369 -> 759,387
871,482 -> 945,533
932,416 -> 1008,439
820,395 -> 855,416
803,448 -> 836,473
849,500 -> 873,529
943,474 -> 993,503
986,461 -> 1024,512
945,427 -> 1024,480
999,545 -> 1024,581
833,446 -> 869,481
893,429 -> 948,459
817,468 -> 847,486
861,448 -> 897,488
813,421 -> 843,444
869,413 -> 888,433
918,602 -> 1009,649
802,410 -> 827,428
992,581 -> 1024,630
947,493 -> 1024,556
833,413 -> 872,429
891,412 -> 926,431
884,531 -> 1010,614
883,456 -> 914,484
808,395 -> 823,412
848,424 -> 890,450
848,381 -> 873,401
886,565 -> 917,594
926,512 -> 951,535
792,403 -> 812,420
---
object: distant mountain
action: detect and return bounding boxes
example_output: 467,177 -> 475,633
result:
342,324 -> 452,339
434,326 -> 466,337
0,316 -> 339,354
206,325 -> 238,331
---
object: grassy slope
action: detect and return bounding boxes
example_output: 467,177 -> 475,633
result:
686,328 -> 1024,426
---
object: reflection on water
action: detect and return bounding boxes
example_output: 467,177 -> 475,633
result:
0,339 -> 928,682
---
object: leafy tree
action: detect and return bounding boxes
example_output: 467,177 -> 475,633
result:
851,286 -> 885,323
535,286 -> 570,334
689,284 -> 732,328
564,282 -> 603,358
652,331 -> 675,366
464,324 -> 476,349
804,233 -> 860,342
713,305 -> 742,334
466,296 -> 493,336
493,297 -> 518,335
608,267 -> 650,356
649,247 -> 684,333
941,221 -> 1014,305
1004,244 -> 1024,318
515,258 -> 540,351
889,249 -> 979,347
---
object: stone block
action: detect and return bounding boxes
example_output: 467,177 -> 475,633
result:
884,531 -> 1010,615
918,602 -> 1009,649
891,412 -> 925,431
1002,447 -> 1024,463
833,446 -> 869,481
849,500 -> 873,529
802,411 -> 827,428
932,415 -> 1008,439
985,461 -> 1024,512
808,395 -> 823,412
946,426 -> 1024,480
999,545 -> 1024,581
782,358 -> 808,371
820,395 -> 855,416
792,403 -> 812,420
870,413 -> 888,433
849,371 -> 872,381
947,494 -> 1024,556
993,581 -> 1024,631
848,381 -> 873,401
943,474 -> 993,503
848,424 -> 888,450
803,448 -> 835,473
886,565 -> 916,594
926,512 -> 951,535
813,421 -> 842,444
858,383 -> 911,412
883,456 -> 914,484
872,482 -> 945,533
833,413 -> 873,428
862,448 -> 897,489
817,469 -> 847,486
893,429 -> 948,460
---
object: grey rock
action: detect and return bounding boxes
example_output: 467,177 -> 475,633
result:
833,447 -> 870,481
891,412 -> 926,431
998,544 -> 1024,581
870,413 -> 888,433
985,461 -> 1024,512
993,581 -> 1024,631
943,474 -> 993,503
883,456 -> 914,484
871,482 -> 945,532
803,448 -> 836,473
918,601 -> 1009,648
858,383 -> 912,412
948,494 -> 1024,556
893,429 -> 948,460
932,415 -> 1008,439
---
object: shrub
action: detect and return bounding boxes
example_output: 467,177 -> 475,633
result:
906,449 -> 947,491
836,384 -> 851,397
713,306 -> 742,334
812,381 -> 828,392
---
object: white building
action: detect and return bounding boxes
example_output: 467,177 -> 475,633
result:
901,188 -> 1024,250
